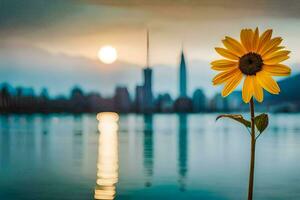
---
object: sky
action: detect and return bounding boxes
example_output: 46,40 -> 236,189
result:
0,0 -> 300,98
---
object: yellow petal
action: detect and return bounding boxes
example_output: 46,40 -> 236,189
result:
211,59 -> 238,71
264,55 -> 289,65
252,27 -> 259,52
222,37 -> 245,56
221,71 -> 243,97
256,70 -> 280,94
252,76 -> 264,102
263,64 -> 291,76
261,46 -> 285,58
211,59 -> 237,66
259,37 -> 282,56
212,68 -> 240,85
242,76 -> 254,103
215,47 -> 239,60
211,65 -> 237,71
263,50 -> 290,60
240,29 -> 253,52
257,29 -> 272,52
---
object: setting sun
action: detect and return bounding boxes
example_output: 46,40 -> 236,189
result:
98,45 -> 117,64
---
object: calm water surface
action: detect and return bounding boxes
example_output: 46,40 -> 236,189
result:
1,114 -> 300,200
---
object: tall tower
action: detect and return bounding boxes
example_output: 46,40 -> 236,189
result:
179,49 -> 187,97
143,67 -> 153,112
143,29 -> 153,112
174,47 -> 192,112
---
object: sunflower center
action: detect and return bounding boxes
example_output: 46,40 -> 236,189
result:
239,53 -> 263,75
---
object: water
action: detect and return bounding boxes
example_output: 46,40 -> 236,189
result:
1,114 -> 300,200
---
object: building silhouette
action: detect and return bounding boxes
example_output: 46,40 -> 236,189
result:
135,85 -> 144,112
226,91 -> 243,111
174,49 -> 193,112
179,49 -> 187,97
135,68 -> 154,113
114,86 -> 131,112
143,67 -> 153,112
134,29 -> 154,113
70,87 -> 88,113
155,93 -> 173,112
192,89 -> 206,112
210,93 -> 229,112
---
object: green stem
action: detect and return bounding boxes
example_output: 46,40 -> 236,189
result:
248,98 -> 256,200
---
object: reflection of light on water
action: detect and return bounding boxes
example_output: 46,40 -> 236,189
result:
96,112 -> 119,122
94,112 -> 119,200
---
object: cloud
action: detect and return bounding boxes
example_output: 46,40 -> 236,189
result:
2,0 -> 300,35
0,0 -> 76,30
81,0 -> 300,18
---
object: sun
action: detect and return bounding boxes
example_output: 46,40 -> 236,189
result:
98,45 -> 118,64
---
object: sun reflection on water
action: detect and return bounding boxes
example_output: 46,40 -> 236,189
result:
94,112 -> 119,200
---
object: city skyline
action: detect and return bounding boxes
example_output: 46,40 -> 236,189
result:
2,65 -> 300,113
0,40 -> 213,113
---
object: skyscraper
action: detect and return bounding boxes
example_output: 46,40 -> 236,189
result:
135,29 -> 154,113
135,70 -> 153,113
143,29 -> 153,112
174,49 -> 192,113
192,89 -> 206,112
135,85 -> 144,112
114,86 -> 131,112
143,67 -> 153,112
179,50 -> 187,97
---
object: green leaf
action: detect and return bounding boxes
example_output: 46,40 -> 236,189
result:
216,114 -> 251,128
254,113 -> 269,133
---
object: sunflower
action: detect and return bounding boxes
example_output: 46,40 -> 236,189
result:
211,28 -> 291,103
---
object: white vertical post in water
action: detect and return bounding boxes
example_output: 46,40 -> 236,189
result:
94,112 -> 119,200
